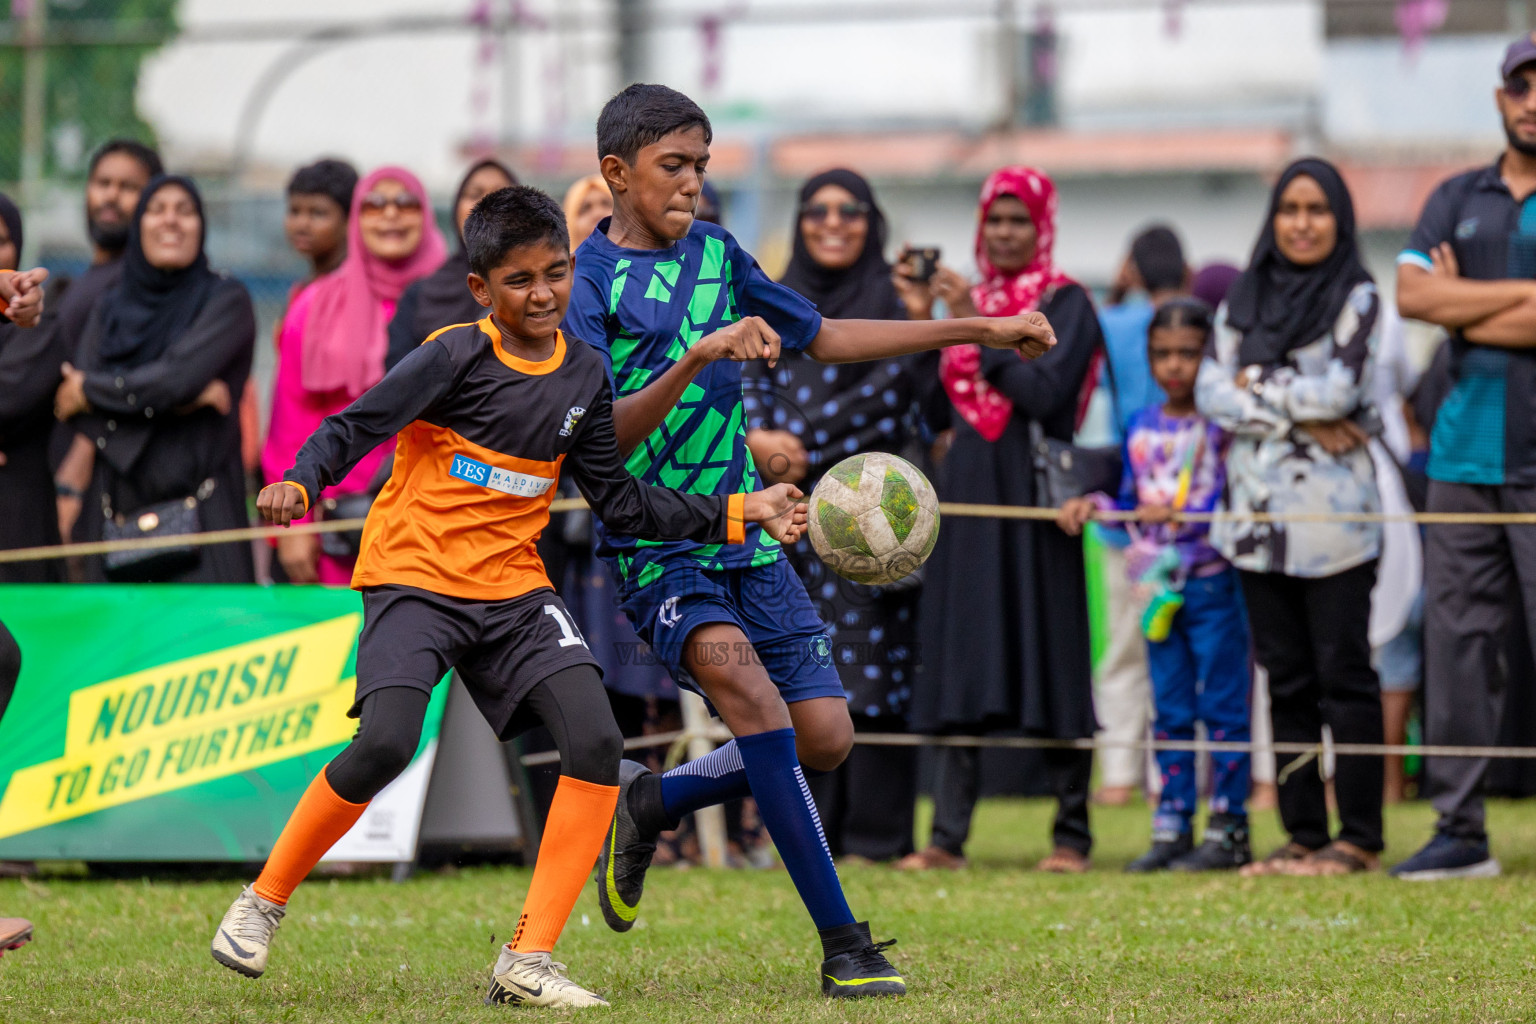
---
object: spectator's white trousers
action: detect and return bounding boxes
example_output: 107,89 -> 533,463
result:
1092,544 -> 1155,789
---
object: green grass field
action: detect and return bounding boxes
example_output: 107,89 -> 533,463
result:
5,797 -> 1536,1023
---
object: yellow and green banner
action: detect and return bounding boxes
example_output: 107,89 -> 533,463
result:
0,586 -> 445,861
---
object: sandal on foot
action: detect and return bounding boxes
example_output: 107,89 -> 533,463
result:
1282,841 -> 1379,877
1036,847 -> 1090,874
1091,786 -> 1134,807
895,845 -> 968,871
1238,841 -> 1318,877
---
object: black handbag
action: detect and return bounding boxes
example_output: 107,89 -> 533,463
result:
1019,294 -> 1124,507
101,478 -> 215,582
1029,420 -> 1122,507
317,492 -> 375,560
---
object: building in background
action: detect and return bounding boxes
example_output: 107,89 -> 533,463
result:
5,0 -> 1525,370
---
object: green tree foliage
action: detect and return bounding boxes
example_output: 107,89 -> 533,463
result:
0,0 -> 177,185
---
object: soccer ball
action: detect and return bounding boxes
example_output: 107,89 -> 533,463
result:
807,452 -> 940,586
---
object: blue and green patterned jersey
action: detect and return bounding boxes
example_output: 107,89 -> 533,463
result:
565,218 -> 823,589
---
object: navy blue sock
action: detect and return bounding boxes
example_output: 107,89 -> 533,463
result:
736,728 -> 854,930
653,740 -> 834,832
658,740 -> 751,823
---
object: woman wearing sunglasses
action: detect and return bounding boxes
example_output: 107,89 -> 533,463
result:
386,159 -> 518,371
262,166 -> 446,585
743,168 -> 923,865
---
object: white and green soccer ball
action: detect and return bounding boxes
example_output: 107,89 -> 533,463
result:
807,452 -> 940,586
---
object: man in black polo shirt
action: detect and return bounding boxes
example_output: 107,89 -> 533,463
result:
1394,34 -> 1536,881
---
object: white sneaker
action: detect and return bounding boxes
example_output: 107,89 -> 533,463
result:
210,885 -> 285,978
484,947 -> 610,1008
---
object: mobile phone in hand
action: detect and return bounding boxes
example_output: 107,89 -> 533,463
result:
906,247 -> 941,283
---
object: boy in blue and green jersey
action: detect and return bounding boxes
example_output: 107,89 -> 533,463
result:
564,83 -> 1057,999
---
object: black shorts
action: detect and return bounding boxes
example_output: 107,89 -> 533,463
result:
354,584 -> 601,739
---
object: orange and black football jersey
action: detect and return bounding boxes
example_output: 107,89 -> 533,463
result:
284,319 -> 745,600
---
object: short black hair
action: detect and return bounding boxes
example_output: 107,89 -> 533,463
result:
1147,296 -> 1214,345
1129,224 -> 1186,294
88,139 -> 163,180
287,158 -> 359,213
463,185 -> 570,278
597,83 -> 712,164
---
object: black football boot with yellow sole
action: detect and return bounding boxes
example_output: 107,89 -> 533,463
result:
819,921 -> 906,998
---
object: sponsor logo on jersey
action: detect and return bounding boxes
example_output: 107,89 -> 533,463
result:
1456,217 -> 1479,240
449,454 -> 556,498
559,406 -> 587,437
657,596 -> 682,629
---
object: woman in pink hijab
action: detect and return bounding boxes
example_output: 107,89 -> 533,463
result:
897,166 -> 1105,875
262,166 -> 447,585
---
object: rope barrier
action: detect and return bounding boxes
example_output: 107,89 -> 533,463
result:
7,498 -> 1534,811
11,496 -> 1534,766
518,729 -> 694,768
937,503 -> 1536,526
4,497 -> 1536,565
0,517 -> 365,565
516,729 -> 1536,768
9,488 -> 1532,867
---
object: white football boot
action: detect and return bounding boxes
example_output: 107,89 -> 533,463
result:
210,885 -> 286,978
483,947 -> 610,1008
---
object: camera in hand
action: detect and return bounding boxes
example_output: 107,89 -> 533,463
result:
906,247 -> 941,283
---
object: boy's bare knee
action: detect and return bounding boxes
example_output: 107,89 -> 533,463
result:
734,689 -> 791,734
796,719 -> 854,773
694,675 -> 779,733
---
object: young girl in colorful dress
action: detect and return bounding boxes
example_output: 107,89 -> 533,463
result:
1060,298 -> 1254,872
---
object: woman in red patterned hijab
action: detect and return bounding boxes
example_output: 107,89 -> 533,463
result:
938,166 -> 1076,441
907,164 -> 1104,876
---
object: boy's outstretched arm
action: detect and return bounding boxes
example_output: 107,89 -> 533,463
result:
610,316 -> 781,457
258,341 -> 454,526
804,312 -> 1056,365
572,382 -> 807,546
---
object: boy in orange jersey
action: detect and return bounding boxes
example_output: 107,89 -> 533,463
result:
210,185 -> 806,1009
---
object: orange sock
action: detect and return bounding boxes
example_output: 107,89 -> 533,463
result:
510,775 -> 620,953
252,768 -> 368,905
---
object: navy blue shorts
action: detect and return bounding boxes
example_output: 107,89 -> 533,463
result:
620,559 -> 845,706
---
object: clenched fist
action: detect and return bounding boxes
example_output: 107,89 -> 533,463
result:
256,481 -> 309,527
981,311 -> 1056,360
695,315 -> 782,368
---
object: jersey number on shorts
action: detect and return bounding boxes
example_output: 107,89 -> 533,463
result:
543,605 -> 589,649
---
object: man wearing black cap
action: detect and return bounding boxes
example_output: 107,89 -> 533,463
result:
1393,34 -> 1536,881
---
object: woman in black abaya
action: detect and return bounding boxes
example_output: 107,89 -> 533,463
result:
0,194 -> 66,581
903,166 -> 1102,873
744,168 -> 924,862
59,176 -> 256,583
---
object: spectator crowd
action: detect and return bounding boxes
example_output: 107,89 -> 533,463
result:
13,34 -> 1536,883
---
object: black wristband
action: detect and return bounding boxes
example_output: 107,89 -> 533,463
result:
55,482 -> 84,500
